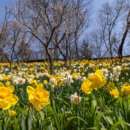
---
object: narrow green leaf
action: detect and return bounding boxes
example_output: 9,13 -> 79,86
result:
94,112 -> 102,130
110,120 -> 130,130
105,116 -> 113,125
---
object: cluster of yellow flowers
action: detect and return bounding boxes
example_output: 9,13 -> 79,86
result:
0,82 -> 50,111
81,67 -> 130,99
81,70 -> 106,94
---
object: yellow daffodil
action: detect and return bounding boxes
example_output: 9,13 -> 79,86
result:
27,85 -> 50,111
110,89 -> 119,98
9,110 -> 16,117
81,80 -> 92,94
0,86 -> 18,110
30,80 -> 38,87
121,85 -> 130,95
107,82 -> 115,91
43,80 -> 48,85
5,81 -> 11,87
88,70 -> 106,89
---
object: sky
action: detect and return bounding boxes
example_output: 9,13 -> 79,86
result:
89,0 -> 114,30
0,0 -> 15,20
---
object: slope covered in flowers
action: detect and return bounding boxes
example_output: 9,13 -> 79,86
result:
0,58 -> 130,129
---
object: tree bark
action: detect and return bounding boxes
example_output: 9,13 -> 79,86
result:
118,27 -> 129,59
118,11 -> 130,59
45,47 -> 55,74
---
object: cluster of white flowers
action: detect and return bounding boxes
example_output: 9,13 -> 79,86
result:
17,72 -> 23,77
70,92 -> 81,104
49,78 -> 57,87
110,66 -> 121,81
4,68 -> 9,72
81,76 -> 86,81
42,72 -> 49,77
21,68 -> 28,71
63,73 -> 73,84
101,68 -> 109,77
113,66 -> 121,74
13,77 -> 26,85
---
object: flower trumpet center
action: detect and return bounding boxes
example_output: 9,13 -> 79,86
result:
35,89 -> 45,101
0,88 -> 10,99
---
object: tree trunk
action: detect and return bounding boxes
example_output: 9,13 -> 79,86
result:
118,26 -> 129,59
74,33 -> 79,59
118,11 -> 130,60
64,58 -> 67,68
49,56 -> 54,74
45,47 -> 55,74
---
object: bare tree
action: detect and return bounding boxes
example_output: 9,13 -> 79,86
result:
5,20 -> 33,69
0,8 -> 13,70
14,0 -> 74,74
89,30 -> 104,58
97,0 -> 127,58
52,0 -> 89,67
71,0 -> 89,59
6,21 -> 22,63
0,7 -> 32,71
